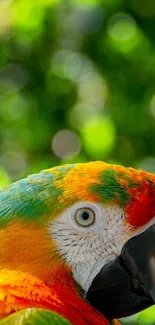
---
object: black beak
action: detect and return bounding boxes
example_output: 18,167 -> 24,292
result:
86,224 -> 155,319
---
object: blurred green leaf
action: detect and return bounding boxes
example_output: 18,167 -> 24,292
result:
0,308 -> 71,325
136,306 -> 155,325
0,166 -> 11,189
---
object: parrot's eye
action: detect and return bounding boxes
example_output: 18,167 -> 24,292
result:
74,208 -> 95,227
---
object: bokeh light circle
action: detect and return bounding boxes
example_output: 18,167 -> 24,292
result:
81,116 -> 116,159
52,129 -> 81,159
108,13 -> 137,42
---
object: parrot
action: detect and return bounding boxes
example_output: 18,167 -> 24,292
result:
0,161 -> 155,324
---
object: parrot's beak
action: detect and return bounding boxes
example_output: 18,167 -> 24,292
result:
87,224 -> 155,319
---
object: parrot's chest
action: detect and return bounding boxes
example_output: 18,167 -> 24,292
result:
0,268 -> 62,319
0,269 -> 108,325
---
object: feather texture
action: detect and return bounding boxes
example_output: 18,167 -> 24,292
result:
0,268 -> 108,325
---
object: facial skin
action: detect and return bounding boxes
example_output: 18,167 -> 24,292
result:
49,201 -> 145,293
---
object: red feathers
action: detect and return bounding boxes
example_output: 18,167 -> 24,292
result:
0,268 -> 109,325
127,179 -> 155,227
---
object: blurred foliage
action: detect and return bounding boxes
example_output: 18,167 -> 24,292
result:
1,0 -> 155,324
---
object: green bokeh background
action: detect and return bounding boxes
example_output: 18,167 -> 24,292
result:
1,0 -> 155,324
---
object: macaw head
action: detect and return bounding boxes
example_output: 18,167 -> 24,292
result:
0,161 -> 155,320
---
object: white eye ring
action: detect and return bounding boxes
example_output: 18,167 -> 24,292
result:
74,208 -> 95,227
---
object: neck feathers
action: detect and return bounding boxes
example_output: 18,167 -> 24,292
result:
0,268 -> 108,325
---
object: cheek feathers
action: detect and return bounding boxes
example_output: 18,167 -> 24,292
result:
0,221 -> 64,283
